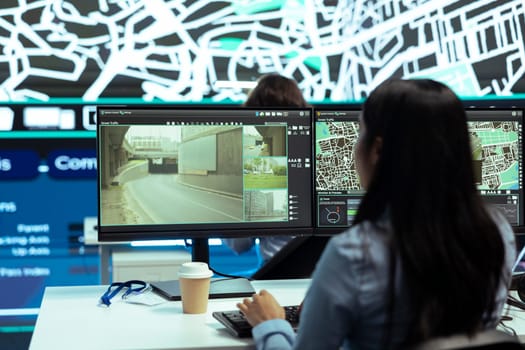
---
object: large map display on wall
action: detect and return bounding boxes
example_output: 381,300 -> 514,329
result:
0,0 -> 524,102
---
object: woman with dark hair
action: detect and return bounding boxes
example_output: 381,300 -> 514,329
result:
244,73 -> 308,108
223,73 -> 309,264
237,78 -> 516,349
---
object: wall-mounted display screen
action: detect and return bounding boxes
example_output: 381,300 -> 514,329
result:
0,104 -> 99,328
0,2 -> 524,102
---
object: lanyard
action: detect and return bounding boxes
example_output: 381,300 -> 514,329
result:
99,280 -> 149,306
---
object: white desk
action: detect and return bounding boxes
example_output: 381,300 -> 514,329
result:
29,279 -> 525,349
503,293 -> 525,342
29,279 -> 310,350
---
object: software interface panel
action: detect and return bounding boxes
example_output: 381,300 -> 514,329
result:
467,108 -> 523,227
315,109 -> 363,228
97,107 -> 313,239
314,108 -> 524,229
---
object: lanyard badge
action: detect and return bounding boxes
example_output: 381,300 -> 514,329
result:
99,280 -> 150,307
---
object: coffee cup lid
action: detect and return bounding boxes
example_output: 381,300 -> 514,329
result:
178,262 -> 213,279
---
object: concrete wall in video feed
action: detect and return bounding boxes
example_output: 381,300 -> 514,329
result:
243,126 -> 288,222
100,125 -> 242,225
99,124 -> 288,225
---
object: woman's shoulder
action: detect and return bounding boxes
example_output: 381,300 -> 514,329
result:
486,207 -> 515,242
325,220 -> 391,264
331,219 -> 390,243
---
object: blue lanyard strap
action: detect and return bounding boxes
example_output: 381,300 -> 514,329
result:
99,280 -> 148,306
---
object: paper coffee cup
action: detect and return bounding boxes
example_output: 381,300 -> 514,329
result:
178,262 -> 213,314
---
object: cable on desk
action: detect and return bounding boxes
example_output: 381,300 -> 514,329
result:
507,295 -> 525,311
499,319 -> 518,337
209,266 -> 253,280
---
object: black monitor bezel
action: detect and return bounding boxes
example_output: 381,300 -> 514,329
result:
96,104 -> 315,242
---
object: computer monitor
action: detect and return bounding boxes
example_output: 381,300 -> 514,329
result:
96,105 -> 314,262
314,106 -> 525,233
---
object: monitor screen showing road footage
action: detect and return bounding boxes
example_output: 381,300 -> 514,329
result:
97,106 -> 313,241
314,107 -> 524,229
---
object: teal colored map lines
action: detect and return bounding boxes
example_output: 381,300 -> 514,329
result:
315,121 -> 361,191
469,121 -> 520,190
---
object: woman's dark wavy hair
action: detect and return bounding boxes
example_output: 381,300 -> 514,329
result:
244,74 -> 308,107
352,79 -> 505,343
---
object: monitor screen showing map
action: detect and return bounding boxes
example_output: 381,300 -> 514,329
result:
314,107 -> 524,231
314,108 -> 363,231
467,108 -> 523,227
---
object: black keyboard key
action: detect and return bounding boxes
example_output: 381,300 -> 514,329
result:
284,305 -> 300,324
213,305 -> 301,338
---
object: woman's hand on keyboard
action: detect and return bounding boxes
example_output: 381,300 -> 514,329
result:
237,289 -> 285,327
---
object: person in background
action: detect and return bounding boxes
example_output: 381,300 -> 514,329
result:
222,73 -> 309,264
237,78 -> 516,349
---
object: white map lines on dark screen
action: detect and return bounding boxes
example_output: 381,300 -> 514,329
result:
0,0 -> 524,101
315,121 -> 360,191
469,121 -> 520,190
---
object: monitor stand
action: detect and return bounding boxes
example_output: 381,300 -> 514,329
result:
150,237 -> 256,300
251,235 -> 330,280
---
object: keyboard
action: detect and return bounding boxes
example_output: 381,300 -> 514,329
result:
213,305 -> 301,338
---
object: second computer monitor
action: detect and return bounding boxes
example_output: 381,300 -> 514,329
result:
314,106 -> 524,232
